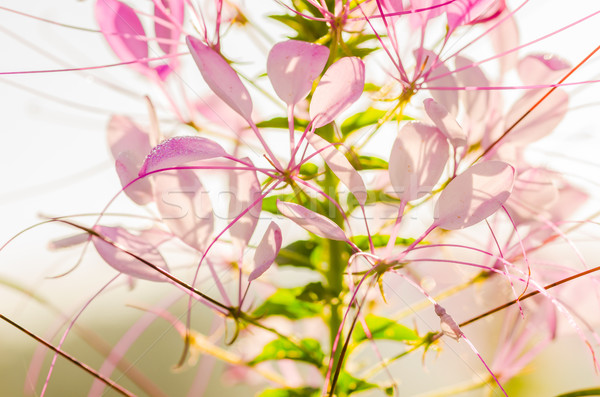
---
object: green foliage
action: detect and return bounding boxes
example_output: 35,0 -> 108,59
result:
555,389 -> 600,397
346,190 -> 401,213
341,107 -> 412,137
249,337 -> 325,366
275,240 -> 318,270
297,282 -> 333,303
354,155 -> 388,170
334,371 -> 379,396
350,235 -> 418,251
252,288 -> 322,320
352,314 -> 419,343
256,117 -> 309,130
257,387 -> 320,397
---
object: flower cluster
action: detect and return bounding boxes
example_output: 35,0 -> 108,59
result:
2,0 -> 600,396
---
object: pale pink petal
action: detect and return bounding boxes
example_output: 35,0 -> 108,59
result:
95,0 -> 150,75
501,89 -> 569,146
228,158 -> 262,249
455,56 -> 490,124
139,136 -> 227,176
389,122 -> 449,202
424,98 -> 467,147
505,168 -> 559,223
195,94 -> 247,134
267,40 -> 329,106
306,132 -> 367,205
418,49 -> 459,116
186,36 -> 253,122
276,200 -> 347,241
446,0 -> 497,32
487,8 -> 519,76
92,225 -> 169,282
154,0 -> 184,55
517,54 -> 571,86
248,222 -> 282,282
116,152 -> 154,205
435,161 -> 515,230
407,0 -> 446,29
106,115 -> 152,161
153,170 -> 214,252
48,233 -> 88,251
309,57 -> 365,128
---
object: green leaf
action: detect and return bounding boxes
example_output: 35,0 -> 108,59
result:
341,108 -> 388,136
352,314 -> 419,343
252,288 -> 322,320
363,83 -> 381,92
299,162 -> 319,177
341,107 -> 414,137
555,388 -> 600,397
346,190 -> 401,213
256,117 -> 308,131
249,337 -> 324,366
275,240 -> 318,270
356,155 -> 388,170
297,282 -> 331,303
262,194 -> 298,215
350,235 -> 418,251
258,387 -> 320,397
335,371 -> 378,397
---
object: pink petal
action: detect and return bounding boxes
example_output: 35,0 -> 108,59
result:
116,152 -> 154,205
424,98 -> 467,147
154,0 -> 184,55
228,158 -> 262,249
186,36 -> 253,122
435,161 -> 515,230
95,0 -> 150,75
267,40 -> 329,106
418,49 -> 459,116
517,54 -> 571,86
248,222 -> 282,282
306,133 -> 367,205
195,94 -> 248,134
454,56 -> 490,124
446,0 -> 497,32
501,89 -> 569,146
106,115 -> 152,161
309,57 -> 365,128
92,225 -> 169,282
487,8 -> 519,76
153,170 -> 214,252
389,122 -> 449,202
139,136 -> 227,176
505,167 -> 559,223
276,200 -> 347,241
407,0 -> 446,29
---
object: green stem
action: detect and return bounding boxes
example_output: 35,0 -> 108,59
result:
319,125 -> 346,371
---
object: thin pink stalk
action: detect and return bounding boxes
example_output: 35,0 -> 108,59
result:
425,79 -> 600,90
440,0 -> 529,64
0,52 -> 188,75
179,180 -> 283,366
274,0 -> 332,21
383,200 -> 406,257
0,6 -> 100,32
485,219 -> 524,318
427,10 -> 600,83
89,293 -> 182,396
41,276 -> 120,396
350,0 -> 460,20
0,314 -> 134,397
